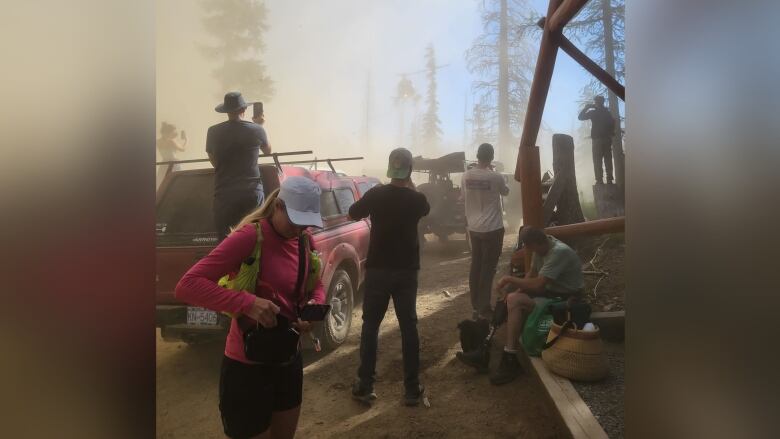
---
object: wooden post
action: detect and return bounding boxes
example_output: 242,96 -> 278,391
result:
516,0 -> 563,271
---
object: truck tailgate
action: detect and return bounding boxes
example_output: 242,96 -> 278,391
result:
156,246 -> 213,305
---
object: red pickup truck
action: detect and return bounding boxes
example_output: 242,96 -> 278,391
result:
155,164 -> 380,349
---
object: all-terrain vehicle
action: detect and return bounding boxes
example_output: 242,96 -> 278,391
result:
412,151 -> 468,245
155,154 -> 379,349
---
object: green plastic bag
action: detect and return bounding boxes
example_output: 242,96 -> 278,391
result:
521,298 -> 564,357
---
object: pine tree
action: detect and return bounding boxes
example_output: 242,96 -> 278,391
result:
466,0 -> 536,166
421,44 -> 443,153
471,102 -> 493,152
200,0 -> 274,101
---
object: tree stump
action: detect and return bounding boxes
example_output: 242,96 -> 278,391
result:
543,134 -> 585,226
593,183 -> 625,218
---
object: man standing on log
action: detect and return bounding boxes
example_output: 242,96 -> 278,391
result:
578,96 -> 615,185
348,148 -> 430,407
463,143 -> 509,320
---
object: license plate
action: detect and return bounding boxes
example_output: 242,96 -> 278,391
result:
187,307 -> 219,326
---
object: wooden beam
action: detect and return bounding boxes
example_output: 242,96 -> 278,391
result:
545,216 -> 625,239
516,347 -> 610,439
547,0 -> 589,33
557,33 -> 625,101
517,0 -> 564,271
516,1 -> 564,182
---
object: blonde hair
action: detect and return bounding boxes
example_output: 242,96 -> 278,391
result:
230,188 -> 281,235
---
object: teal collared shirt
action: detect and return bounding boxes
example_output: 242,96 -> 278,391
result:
530,236 -> 584,294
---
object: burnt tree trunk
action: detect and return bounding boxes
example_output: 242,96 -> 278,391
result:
601,0 -> 625,191
543,134 -> 585,225
497,0 -> 512,166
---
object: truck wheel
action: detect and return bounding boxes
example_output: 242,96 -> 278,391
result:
321,269 -> 354,350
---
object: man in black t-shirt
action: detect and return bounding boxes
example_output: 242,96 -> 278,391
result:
578,95 -> 615,184
348,147 -> 430,407
206,92 -> 271,240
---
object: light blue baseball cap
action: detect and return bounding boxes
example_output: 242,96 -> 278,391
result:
278,176 -> 323,228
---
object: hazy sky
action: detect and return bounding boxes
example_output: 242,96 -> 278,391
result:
157,0 -> 595,176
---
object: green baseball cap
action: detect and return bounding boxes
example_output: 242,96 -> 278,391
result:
386,147 -> 413,180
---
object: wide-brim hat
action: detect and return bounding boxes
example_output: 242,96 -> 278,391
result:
215,91 -> 250,113
278,176 -> 324,228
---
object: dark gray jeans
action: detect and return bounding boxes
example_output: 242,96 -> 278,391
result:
213,189 -> 264,241
592,137 -> 614,183
468,228 -> 505,315
357,268 -> 419,392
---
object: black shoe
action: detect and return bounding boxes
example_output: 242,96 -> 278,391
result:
404,384 -> 425,407
456,347 -> 489,374
351,381 -> 377,405
490,351 -> 522,385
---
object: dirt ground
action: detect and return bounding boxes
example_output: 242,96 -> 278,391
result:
156,234 -> 564,439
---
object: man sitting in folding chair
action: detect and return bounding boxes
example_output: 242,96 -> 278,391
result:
457,226 -> 584,385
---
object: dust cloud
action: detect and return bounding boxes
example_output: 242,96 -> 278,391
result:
156,0 -> 485,179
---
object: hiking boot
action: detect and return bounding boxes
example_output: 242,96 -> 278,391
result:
456,347 -> 489,374
490,351 -> 522,385
351,381 -> 377,406
404,384 -> 425,407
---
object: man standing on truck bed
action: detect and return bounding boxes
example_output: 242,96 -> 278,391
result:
207,91 -> 272,240
348,147 -> 430,407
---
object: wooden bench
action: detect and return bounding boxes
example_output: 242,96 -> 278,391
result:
518,351 -> 609,439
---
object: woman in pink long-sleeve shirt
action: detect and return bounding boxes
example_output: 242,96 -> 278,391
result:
176,176 -> 325,439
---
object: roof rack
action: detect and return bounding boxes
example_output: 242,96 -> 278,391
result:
280,156 -> 364,173
156,150 -> 314,175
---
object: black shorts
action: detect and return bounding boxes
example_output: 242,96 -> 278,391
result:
219,354 -> 303,439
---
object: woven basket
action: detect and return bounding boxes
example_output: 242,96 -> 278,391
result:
541,322 -> 608,382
